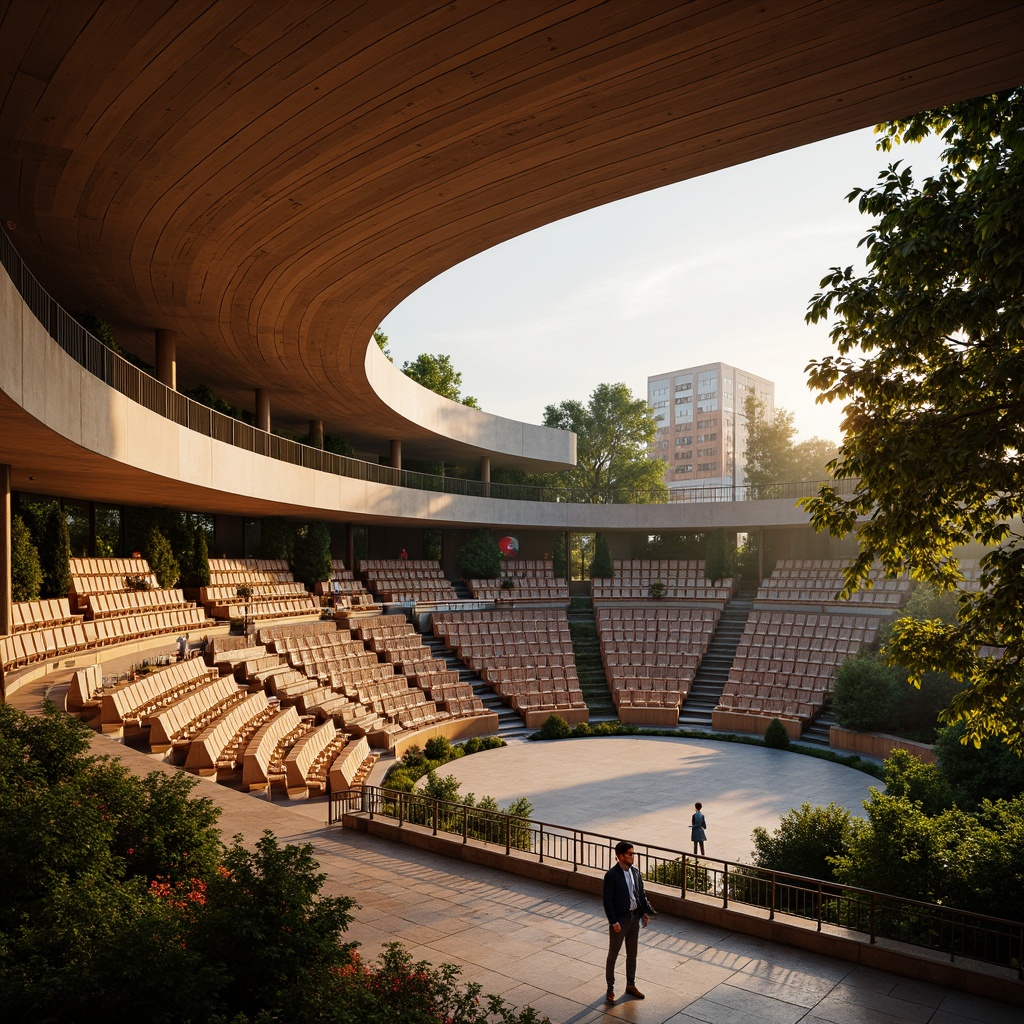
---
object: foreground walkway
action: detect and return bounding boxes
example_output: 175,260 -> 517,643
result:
11,674 -> 1019,1023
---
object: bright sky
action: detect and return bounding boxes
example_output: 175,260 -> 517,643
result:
380,125 -> 944,443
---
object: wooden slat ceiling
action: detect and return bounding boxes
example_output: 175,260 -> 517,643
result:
1,0 -> 1022,468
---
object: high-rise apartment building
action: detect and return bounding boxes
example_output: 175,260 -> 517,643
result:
647,363 -> 774,495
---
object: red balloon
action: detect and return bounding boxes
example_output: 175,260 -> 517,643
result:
498,535 -> 519,556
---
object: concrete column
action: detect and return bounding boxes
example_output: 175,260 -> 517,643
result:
1,464 -> 11,638
390,439 -> 402,471
480,455 -> 491,497
155,329 -> 177,390
255,389 -> 271,433
309,419 -> 324,448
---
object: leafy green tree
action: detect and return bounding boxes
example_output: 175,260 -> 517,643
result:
374,327 -> 392,361
40,503 -> 72,598
10,514 -> 43,601
881,747 -> 953,816
551,535 -> 567,579
763,717 -> 790,749
743,393 -> 836,494
458,529 -> 502,579
144,526 -> 180,588
832,654 -> 899,732
704,528 -> 734,582
802,88 -> 1024,751
402,352 -> 480,408
935,722 -> 1024,805
291,520 -> 332,590
589,533 -> 613,578
257,516 -> 296,561
751,802 -> 853,880
542,382 -> 667,503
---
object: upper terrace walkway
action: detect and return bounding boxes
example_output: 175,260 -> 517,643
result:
0,234 -> 835,531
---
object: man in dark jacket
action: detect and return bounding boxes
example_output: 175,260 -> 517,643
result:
602,839 -> 655,1003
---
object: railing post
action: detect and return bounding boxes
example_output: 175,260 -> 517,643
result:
538,822 -> 544,863
817,880 -> 823,932
769,874 -> 776,921
505,815 -> 511,855
462,803 -> 468,844
573,830 -> 579,872
432,798 -> 438,836
870,893 -> 877,944
682,854 -> 687,899
723,861 -> 729,909
398,790 -> 404,826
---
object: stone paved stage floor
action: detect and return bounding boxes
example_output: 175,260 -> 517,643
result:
11,672 -> 1020,1024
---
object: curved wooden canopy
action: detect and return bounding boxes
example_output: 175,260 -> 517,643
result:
1,0 -> 1022,465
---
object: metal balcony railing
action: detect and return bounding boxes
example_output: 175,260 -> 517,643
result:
0,224 -> 853,507
333,784 -> 1023,979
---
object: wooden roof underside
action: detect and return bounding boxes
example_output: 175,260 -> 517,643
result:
2,0 -> 1022,465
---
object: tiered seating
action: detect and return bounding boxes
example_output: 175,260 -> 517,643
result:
467,559 -> 569,604
146,677 -> 250,753
713,559 -> 911,734
432,609 -> 588,728
183,690 -> 274,777
358,559 -> 458,603
591,559 -> 735,604
313,559 -> 377,609
327,735 -> 379,793
241,705 -> 313,790
1,606 -> 208,673
9,598 -> 81,631
757,559 -> 912,606
95,656 -> 220,732
283,720 -> 350,796
201,558 -> 319,620
596,606 -> 720,725
717,610 -> 884,728
69,557 -> 157,611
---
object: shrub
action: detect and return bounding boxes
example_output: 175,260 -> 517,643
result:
144,526 -> 180,588
424,736 -> 453,761
764,718 -> 790,749
832,653 -> 898,731
704,528 -> 734,583
935,722 -> 1024,804
751,802 -> 854,880
461,736 -> 483,755
457,529 -> 502,580
536,714 -> 572,740
552,535 -> 568,580
39,504 -> 72,599
291,520 -> 332,589
572,722 -> 593,737
11,514 -> 42,601
648,579 -> 666,599
589,534 -> 613,578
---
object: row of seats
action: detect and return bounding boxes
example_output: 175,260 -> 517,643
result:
432,609 -> 588,726
7,598 -> 80,631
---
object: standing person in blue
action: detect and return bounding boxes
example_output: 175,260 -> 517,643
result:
691,801 -> 707,856
602,839 -> 655,1004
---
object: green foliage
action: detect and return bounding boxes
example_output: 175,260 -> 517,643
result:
536,714 -> 572,740
177,522 -> 212,588
571,721 -> 593,736
704,529 -> 734,582
832,654 -> 898,732
881,747 -> 953,816
424,735 -> 454,762
751,802 -> 853,881
647,579 -> 666,599
291,520 -> 333,589
257,516 -> 296,561
39,503 -> 72,598
552,535 -> 567,579
935,723 -> 1024,805
11,514 -> 43,601
458,529 -> 503,580
763,718 -> 790,749
742,393 -> 836,493
143,525 -> 180,588
588,533 -> 613,578
402,352 -> 480,408
374,328 -> 392,361
802,88 -> 1024,751
541,382 -> 668,503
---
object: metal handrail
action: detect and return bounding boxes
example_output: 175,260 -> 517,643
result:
332,784 -> 1023,979
0,224 -> 853,507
